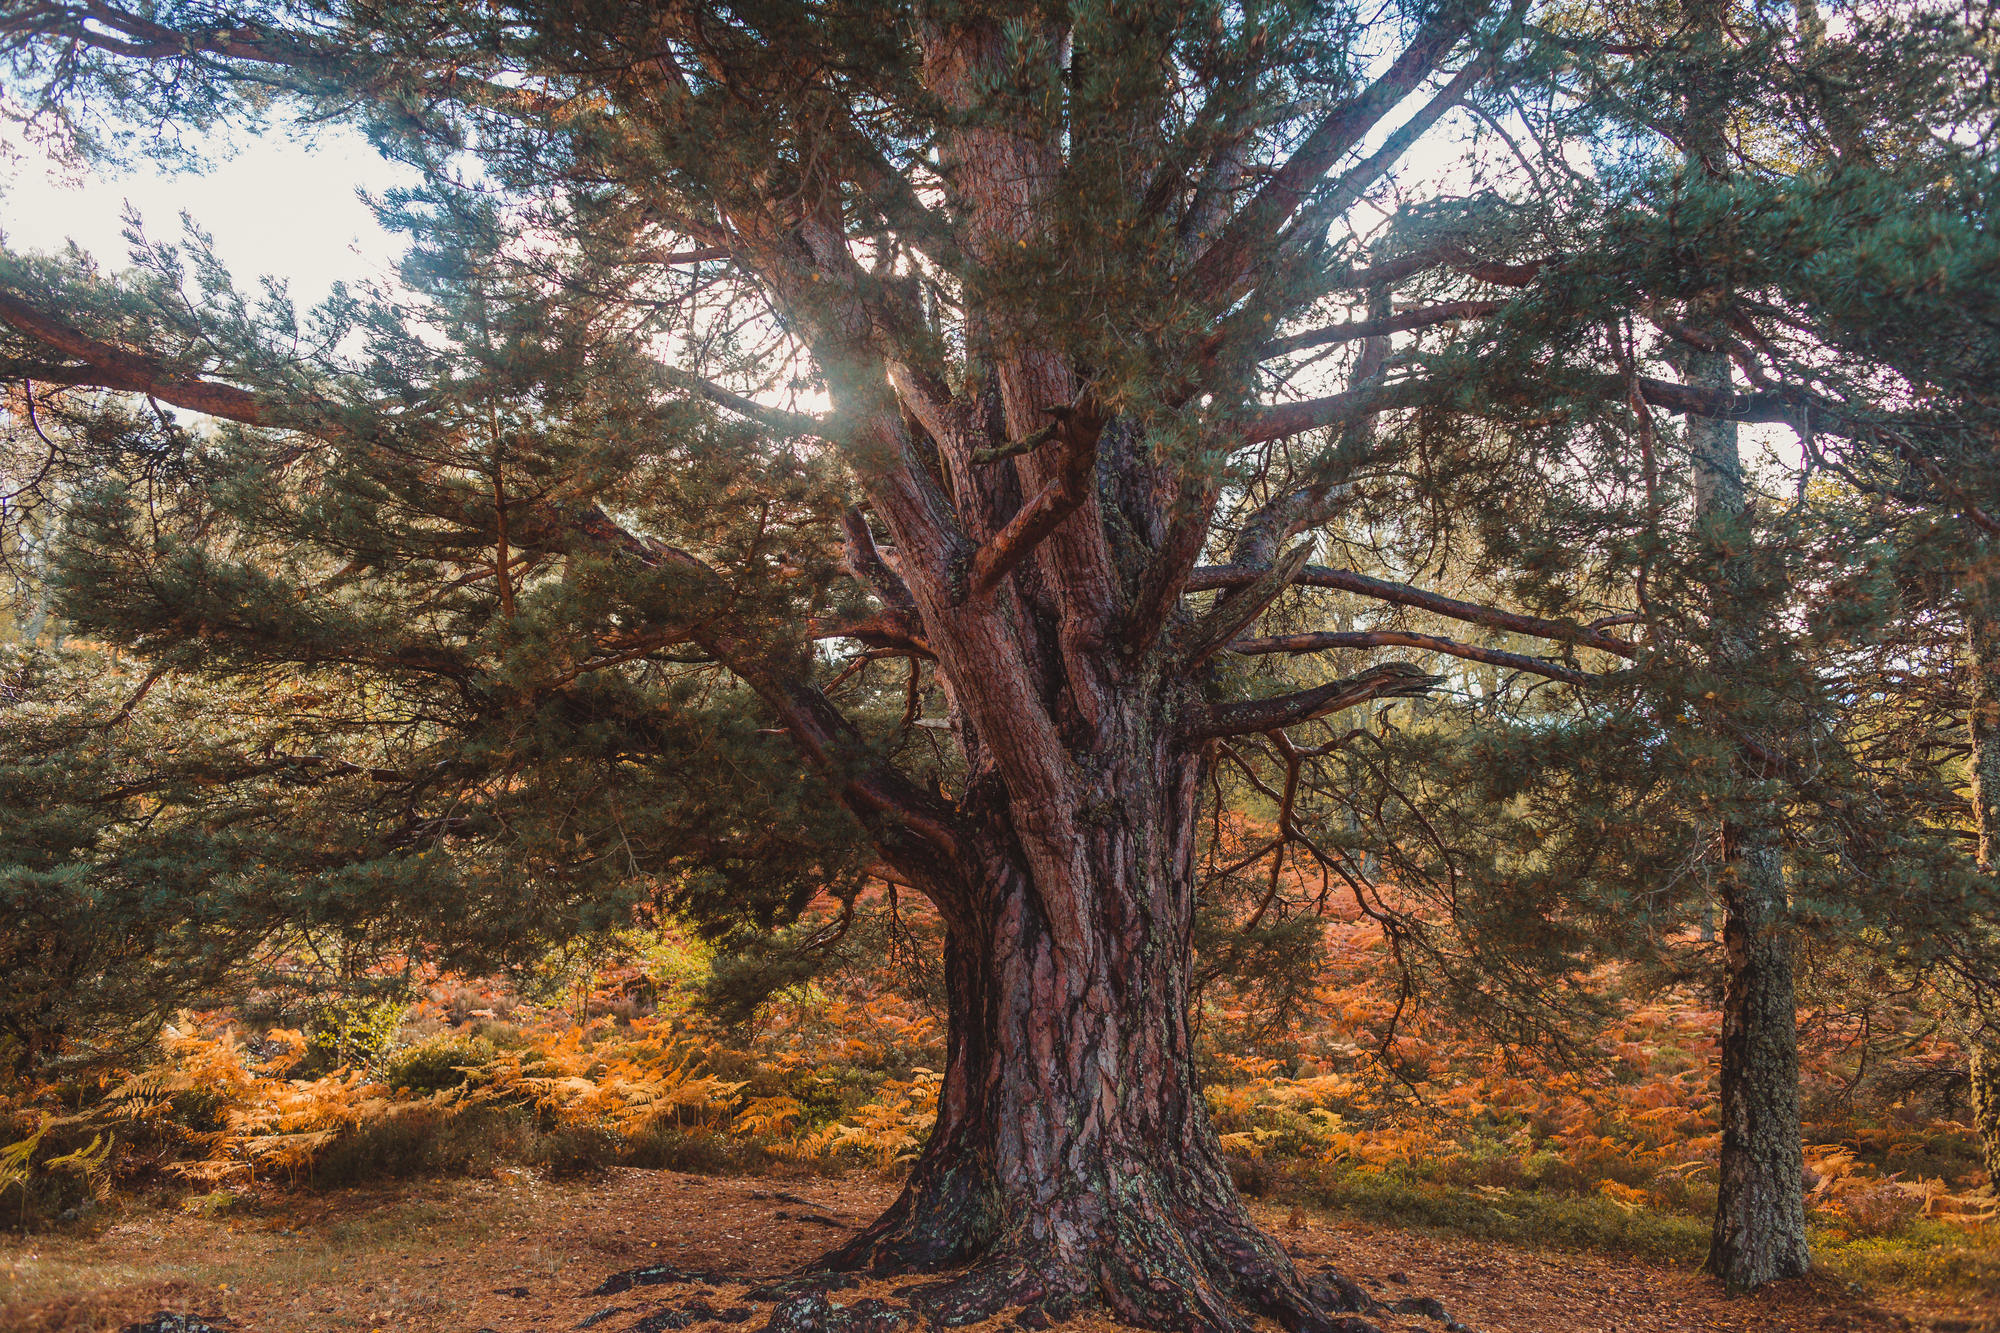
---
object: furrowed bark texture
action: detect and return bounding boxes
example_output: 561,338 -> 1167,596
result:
818,692 -> 1371,1332
750,7 -> 1434,1309
1679,13 -> 1810,1271
1972,1047 -> 2000,1188
1709,828 -> 1810,1285
1965,576 -> 2000,874
1689,348 -> 1811,1288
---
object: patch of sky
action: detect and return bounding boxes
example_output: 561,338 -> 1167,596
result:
1,120 -> 418,305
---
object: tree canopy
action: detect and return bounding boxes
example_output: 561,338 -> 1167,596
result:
1,0 -> 1997,1324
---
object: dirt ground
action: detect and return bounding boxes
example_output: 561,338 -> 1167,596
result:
2,1169 -> 1994,1333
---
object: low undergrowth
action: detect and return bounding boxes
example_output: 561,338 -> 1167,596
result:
4,894 -> 1995,1299
0,938 -> 947,1230
1267,1161 -> 2000,1293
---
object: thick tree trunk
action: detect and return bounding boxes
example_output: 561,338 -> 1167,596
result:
814,708 -> 1373,1332
1687,350 -> 1812,1288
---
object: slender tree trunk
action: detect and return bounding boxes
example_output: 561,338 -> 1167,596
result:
1688,351 -> 1812,1287
1972,1048 -> 2000,1187
816,691 -> 1373,1333
1968,583 -> 2000,874
1962,574 -> 2000,1184
1709,826 -> 1810,1283
1679,1 -> 1809,1276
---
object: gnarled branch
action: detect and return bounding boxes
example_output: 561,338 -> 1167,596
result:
1187,562 -> 1639,659
1179,543 -> 1314,667
960,395 -> 1104,601
1227,629 -> 1602,686
1189,662 -> 1441,739
810,611 -> 933,656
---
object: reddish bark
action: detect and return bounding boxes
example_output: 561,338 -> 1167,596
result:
816,723 -> 1377,1332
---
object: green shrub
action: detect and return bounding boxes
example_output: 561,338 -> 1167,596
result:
1819,1221 -> 2000,1291
304,996 -> 409,1072
621,1123 -> 782,1175
383,1035 -> 500,1095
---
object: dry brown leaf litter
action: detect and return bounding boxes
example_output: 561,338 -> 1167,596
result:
1,1170 -> 1993,1333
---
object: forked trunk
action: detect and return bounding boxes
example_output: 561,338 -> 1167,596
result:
818,709 -> 1372,1332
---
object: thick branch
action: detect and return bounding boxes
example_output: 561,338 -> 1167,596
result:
1187,562 -> 1639,658
1334,251 -> 1547,291
639,246 -> 732,266
0,3 -> 559,117
1624,373 -> 1872,438
810,611 -> 933,656
502,504 -> 968,870
1189,6 -> 1485,301
660,366 -> 829,438
0,291 -> 273,425
1121,471 -> 1223,660
579,511 -> 961,861
969,421 -> 1060,465
94,753 -> 451,803
1244,378 -> 1434,444
1189,662 -> 1441,739
1180,543 -> 1313,667
1227,629 -> 1599,686
1245,368 -> 1879,445
1276,48 -> 1505,262
841,505 -> 918,614
960,396 -> 1103,601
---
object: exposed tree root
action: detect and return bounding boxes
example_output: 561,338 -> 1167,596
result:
804,1172 -> 1408,1332
587,1227 -> 1485,1333
811,1157 -> 999,1277
591,1263 -> 721,1297
116,1316 -> 237,1333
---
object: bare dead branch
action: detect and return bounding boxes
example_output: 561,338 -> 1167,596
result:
1180,543 -> 1314,667
960,396 -> 1104,601
1121,471 -> 1223,659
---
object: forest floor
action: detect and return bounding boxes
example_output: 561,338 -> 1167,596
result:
2,1168 -> 1996,1333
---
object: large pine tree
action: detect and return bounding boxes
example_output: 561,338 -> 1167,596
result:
1,0 -> 1992,1324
